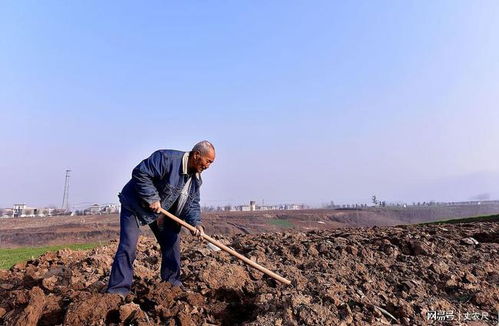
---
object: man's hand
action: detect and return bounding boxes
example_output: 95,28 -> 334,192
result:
149,201 -> 161,213
191,225 -> 205,238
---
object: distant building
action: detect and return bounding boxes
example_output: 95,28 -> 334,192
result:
101,203 -> 120,214
33,208 -> 54,217
240,205 -> 251,212
10,204 -> 55,217
0,208 -> 14,218
13,203 -> 27,217
13,204 -> 36,217
82,203 -> 120,215
84,204 -> 102,215
227,201 -> 307,212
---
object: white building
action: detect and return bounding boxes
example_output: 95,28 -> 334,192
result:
13,204 -> 56,217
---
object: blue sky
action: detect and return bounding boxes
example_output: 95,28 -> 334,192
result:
1,1 -> 498,208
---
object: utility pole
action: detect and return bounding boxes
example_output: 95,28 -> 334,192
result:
61,169 -> 71,212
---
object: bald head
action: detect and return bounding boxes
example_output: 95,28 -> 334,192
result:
192,140 -> 215,156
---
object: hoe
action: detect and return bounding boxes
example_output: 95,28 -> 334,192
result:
159,207 -> 292,285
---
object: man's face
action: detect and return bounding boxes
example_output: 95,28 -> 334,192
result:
190,150 -> 215,174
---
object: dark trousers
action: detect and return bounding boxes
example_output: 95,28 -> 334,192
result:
107,206 -> 181,296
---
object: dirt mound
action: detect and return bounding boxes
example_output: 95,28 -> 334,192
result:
0,221 -> 497,325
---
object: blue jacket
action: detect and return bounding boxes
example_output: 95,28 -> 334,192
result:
118,150 -> 202,226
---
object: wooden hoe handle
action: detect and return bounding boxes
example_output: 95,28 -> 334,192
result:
159,208 -> 292,285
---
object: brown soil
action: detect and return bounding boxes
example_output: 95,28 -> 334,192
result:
0,221 -> 497,325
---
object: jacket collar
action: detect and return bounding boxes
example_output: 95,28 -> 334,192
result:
182,152 -> 200,180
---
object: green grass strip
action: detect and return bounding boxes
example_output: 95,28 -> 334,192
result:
267,218 -> 294,228
0,242 -> 105,270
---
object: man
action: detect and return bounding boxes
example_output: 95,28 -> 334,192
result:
107,141 -> 215,296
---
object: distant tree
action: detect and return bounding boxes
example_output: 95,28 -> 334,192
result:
372,195 -> 378,205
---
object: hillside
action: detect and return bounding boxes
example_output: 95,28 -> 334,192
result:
2,203 -> 499,248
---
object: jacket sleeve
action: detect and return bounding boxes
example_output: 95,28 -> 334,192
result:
183,189 -> 201,226
131,150 -> 169,204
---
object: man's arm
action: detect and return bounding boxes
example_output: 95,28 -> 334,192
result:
132,150 -> 169,208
